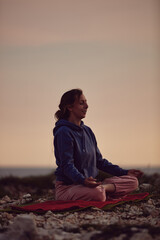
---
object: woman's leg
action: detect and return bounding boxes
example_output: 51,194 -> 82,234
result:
55,176 -> 138,201
102,183 -> 116,192
102,175 -> 139,198
55,181 -> 106,201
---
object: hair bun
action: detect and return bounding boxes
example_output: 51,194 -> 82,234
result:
55,109 -> 62,120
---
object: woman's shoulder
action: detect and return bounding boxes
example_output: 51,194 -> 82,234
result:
83,124 -> 92,132
54,125 -> 73,138
83,124 -> 95,137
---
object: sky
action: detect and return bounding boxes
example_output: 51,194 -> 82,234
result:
0,0 -> 159,168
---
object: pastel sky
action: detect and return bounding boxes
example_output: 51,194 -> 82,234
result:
0,0 -> 159,168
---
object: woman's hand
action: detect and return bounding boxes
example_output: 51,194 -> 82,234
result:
127,169 -> 144,178
84,176 -> 102,188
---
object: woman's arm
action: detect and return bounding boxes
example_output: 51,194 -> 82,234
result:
54,128 -> 85,184
96,147 -> 143,178
96,147 -> 128,176
127,169 -> 143,178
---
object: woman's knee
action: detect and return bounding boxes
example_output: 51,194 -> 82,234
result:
130,176 -> 139,190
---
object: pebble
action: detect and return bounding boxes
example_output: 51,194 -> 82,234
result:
66,213 -> 75,219
84,214 -> 95,220
2,212 -> 13,221
20,193 -> 32,204
45,210 -> 54,218
3,195 -> 11,203
22,193 -> 32,199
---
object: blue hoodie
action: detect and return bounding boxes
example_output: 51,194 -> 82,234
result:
53,119 -> 128,185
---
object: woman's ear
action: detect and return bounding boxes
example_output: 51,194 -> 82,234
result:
67,104 -> 73,112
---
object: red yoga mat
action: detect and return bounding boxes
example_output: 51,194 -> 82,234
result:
12,192 -> 149,212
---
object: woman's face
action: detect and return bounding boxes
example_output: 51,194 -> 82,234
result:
68,94 -> 88,120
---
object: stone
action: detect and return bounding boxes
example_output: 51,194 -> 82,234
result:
109,216 -> 119,225
130,232 -> 153,240
1,195 -> 11,203
130,205 -> 142,215
53,233 -> 66,240
142,203 -> 159,218
37,228 -> 51,239
84,214 -> 95,220
45,210 -> 54,218
124,204 -> 131,211
22,193 -> 32,199
150,218 -> 158,226
0,214 -> 39,240
100,219 -> 110,225
55,213 -> 65,218
141,228 -> 149,233
21,199 -> 27,204
65,214 -> 75,219
63,222 -> 79,233
90,206 -> 102,211
82,230 -> 102,240
35,215 -> 45,222
139,183 -> 152,191
121,212 -> 127,219
2,212 -> 13,221
35,215 -> 45,227
21,193 -> 32,204
131,227 -> 138,232
114,234 -> 127,240
147,199 -> 155,205
44,222 -> 52,230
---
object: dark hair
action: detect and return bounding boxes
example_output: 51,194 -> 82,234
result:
55,88 -> 83,120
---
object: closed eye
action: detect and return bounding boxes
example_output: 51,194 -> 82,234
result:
80,100 -> 87,105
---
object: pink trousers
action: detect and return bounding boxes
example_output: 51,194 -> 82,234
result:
55,175 -> 139,202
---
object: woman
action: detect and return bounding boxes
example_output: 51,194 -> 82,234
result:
53,89 -> 143,201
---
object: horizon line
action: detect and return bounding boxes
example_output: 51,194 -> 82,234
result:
0,165 -> 160,169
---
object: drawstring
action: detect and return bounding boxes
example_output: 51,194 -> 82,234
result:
81,128 -> 86,153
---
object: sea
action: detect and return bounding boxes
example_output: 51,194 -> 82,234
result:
0,167 -> 54,178
0,166 -> 160,178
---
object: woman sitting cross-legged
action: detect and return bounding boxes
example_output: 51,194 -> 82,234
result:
53,89 -> 143,201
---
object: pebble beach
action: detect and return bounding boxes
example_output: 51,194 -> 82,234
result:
0,172 -> 160,240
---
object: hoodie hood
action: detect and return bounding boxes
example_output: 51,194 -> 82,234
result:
53,119 -> 84,136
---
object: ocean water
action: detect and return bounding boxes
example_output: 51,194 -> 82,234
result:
0,167 -> 54,178
0,166 -> 160,178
